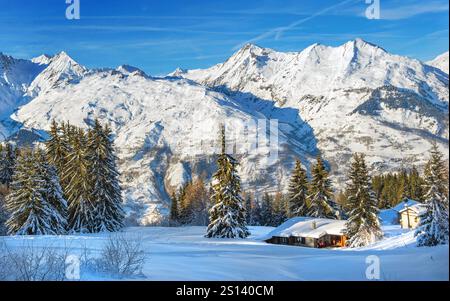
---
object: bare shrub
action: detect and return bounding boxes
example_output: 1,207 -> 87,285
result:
96,233 -> 147,278
0,240 -> 69,281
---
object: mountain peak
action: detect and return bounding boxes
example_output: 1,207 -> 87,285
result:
53,51 -> 77,63
427,51 -> 449,74
116,64 -> 148,77
31,54 -> 53,65
344,38 -> 386,52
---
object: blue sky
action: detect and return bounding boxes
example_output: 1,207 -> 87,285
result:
0,0 -> 448,75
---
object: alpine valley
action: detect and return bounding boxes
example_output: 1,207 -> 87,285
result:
0,39 -> 448,225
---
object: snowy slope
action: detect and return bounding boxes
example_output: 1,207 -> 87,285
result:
0,53 -> 46,118
178,39 -> 449,184
427,51 -> 449,74
2,226 -> 448,280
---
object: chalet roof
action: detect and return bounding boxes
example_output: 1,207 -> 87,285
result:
264,217 -> 347,239
392,199 -> 420,212
399,203 -> 427,215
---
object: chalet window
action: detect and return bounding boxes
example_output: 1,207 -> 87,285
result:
294,237 -> 305,244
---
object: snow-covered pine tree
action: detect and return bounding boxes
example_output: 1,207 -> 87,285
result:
288,160 -> 309,217
205,125 -> 250,238
34,149 -> 68,234
46,120 -> 70,185
307,155 -> 337,219
415,144 -> 449,246
86,120 -> 125,232
344,153 -> 383,247
63,128 -> 96,233
5,150 -> 66,235
0,143 -> 16,188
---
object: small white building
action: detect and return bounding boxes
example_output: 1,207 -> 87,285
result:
399,204 -> 426,229
264,217 -> 347,248
379,199 -> 420,225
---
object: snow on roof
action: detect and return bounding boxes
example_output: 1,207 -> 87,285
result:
265,217 -> 347,239
399,203 -> 427,215
392,199 -> 419,212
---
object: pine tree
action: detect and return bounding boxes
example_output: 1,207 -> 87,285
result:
86,121 -> 124,232
307,155 -> 337,219
46,120 -> 70,188
415,144 -> 449,246
63,128 -> 95,233
244,193 -> 253,225
287,160 -> 309,217
250,196 -> 262,226
34,150 -> 68,234
272,192 -> 288,226
170,191 -> 179,224
5,150 -> 67,235
344,153 -> 383,247
0,143 -> 16,188
260,192 -> 274,226
409,166 -> 424,201
177,183 -> 189,224
205,125 -> 250,238
0,189 -> 8,235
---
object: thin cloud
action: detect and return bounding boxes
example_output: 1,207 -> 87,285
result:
232,0 -> 359,50
379,1 -> 449,20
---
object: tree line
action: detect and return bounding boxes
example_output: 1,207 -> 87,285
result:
202,125 -> 448,247
0,120 -> 124,235
1,122 -> 448,247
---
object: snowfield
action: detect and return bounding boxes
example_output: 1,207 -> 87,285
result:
1,225 -> 448,281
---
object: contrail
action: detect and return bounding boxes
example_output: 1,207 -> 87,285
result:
233,0 -> 360,50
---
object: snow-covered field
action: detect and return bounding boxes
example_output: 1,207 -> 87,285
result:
1,225 -> 448,281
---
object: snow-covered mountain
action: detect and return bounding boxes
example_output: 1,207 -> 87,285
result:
177,39 -> 449,184
1,52 -> 317,225
0,39 -> 448,224
427,51 -> 449,74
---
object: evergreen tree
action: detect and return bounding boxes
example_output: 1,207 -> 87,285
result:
46,120 -> 70,187
0,189 -> 8,235
169,191 -> 179,224
86,121 -> 124,232
272,192 -> 288,226
250,196 -> 262,226
5,150 -> 67,235
415,144 -> 449,246
177,183 -> 189,224
0,143 -> 16,188
63,128 -> 95,233
307,155 -> 336,219
34,150 -> 68,234
409,166 -> 424,202
287,160 -> 309,217
205,125 -> 250,238
260,192 -> 274,226
344,153 -> 383,247
244,193 -> 252,225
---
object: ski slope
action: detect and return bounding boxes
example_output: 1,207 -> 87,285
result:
1,225 -> 448,281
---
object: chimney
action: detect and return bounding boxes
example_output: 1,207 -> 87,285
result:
311,221 -> 317,230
